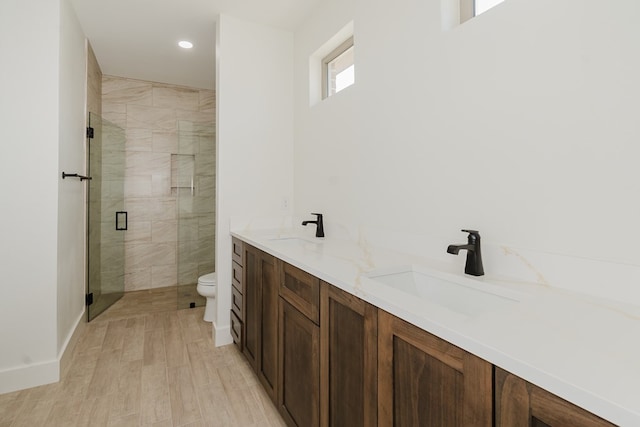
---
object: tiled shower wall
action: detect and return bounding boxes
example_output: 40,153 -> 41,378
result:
101,75 -> 215,291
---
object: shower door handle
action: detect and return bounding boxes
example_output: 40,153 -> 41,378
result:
116,211 -> 128,231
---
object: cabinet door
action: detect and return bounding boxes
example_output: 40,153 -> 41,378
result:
242,244 -> 260,370
378,310 -> 492,427
278,299 -> 320,427
495,367 -> 616,427
320,282 -> 377,427
258,251 -> 279,403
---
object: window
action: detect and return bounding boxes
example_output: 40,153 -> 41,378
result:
475,0 -> 505,15
322,37 -> 354,99
460,0 -> 505,22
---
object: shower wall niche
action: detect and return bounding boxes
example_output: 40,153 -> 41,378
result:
101,75 -> 215,301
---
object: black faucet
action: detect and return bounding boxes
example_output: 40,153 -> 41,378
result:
447,229 -> 484,276
302,213 -> 324,238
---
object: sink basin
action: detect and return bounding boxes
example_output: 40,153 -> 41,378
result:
264,236 -> 322,251
364,265 -> 522,318
265,236 -> 309,241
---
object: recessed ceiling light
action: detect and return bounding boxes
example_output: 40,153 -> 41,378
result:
178,41 -> 193,49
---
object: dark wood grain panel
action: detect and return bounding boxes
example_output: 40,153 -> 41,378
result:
230,310 -> 242,349
320,282 -> 377,427
232,261 -> 243,290
378,309 -> 492,427
280,262 -> 320,324
232,237 -> 243,265
231,284 -> 242,319
258,251 -> 279,403
495,366 -> 530,427
394,337 -> 463,425
242,244 -> 259,370
495,367 -> 616,427
278,299 -> 320,427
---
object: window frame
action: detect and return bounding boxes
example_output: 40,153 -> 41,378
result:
321,36 -> 355,100
461,0 -> 505,22
460,0 -> 475,23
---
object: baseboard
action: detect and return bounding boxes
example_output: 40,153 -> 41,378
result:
213,322 -> 233,347
0,359 -> 59,395
58,309 -> 86,379
0,309 -> 86,395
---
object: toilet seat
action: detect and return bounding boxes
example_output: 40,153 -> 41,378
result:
198,273 -> 216,286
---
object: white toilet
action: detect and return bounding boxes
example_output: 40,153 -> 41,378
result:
196,272 -> 217,322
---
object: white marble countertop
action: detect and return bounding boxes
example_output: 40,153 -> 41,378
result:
231,228 -> 640,426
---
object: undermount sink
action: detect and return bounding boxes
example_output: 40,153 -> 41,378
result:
265,236 -> 316,243
264,236 -> 322,250
364,265 -> 522,318
266,236 -> 308,241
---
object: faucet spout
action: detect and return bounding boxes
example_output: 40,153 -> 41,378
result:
447,244 -> 473,255
447,229 -> 484,276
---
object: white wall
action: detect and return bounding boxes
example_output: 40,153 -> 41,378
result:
215,14 -> 294,345
57,0 -> 88,354
0,0 -> 62,392
0,0 -> 88,393
293,0 -> 640,300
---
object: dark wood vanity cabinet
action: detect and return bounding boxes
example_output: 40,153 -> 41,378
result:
232,238 -> 617,427
320,282 -> 378,427
241,243 -> 280,403
377,309 -> 493,427
494,367 -> 616,427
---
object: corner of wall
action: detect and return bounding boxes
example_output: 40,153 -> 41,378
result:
213,322 -> 233,347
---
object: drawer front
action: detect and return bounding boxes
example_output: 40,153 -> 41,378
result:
232,261 -> 243,291
280,262 -> 320,324
231,284 -> 243,319
232,237 -> 244,266
230,310 -> 243,349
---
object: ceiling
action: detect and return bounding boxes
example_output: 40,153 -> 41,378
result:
70,0 -> 321,90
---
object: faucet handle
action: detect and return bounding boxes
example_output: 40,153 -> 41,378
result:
461,229 -> 481,243
311,213 -> 322,217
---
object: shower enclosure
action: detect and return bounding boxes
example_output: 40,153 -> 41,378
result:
175,120 -> 216,309
87,112 -> 126,321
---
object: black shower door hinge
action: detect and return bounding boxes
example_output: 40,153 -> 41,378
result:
86,293 -> 94,306
86,127 -> 94,139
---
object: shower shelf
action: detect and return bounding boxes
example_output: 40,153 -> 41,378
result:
171,153 -> 195,189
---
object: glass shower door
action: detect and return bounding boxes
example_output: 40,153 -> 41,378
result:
87,112 -> 126,321
176,120 -> 216,309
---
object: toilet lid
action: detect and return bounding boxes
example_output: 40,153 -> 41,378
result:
199,272 -> 217,286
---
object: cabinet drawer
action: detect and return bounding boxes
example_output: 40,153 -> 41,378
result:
230,310 -> 243,349
280,262 -> 320,324
231,284 -> 243,319
232,237 -> 244,266
232,261 -> 243,290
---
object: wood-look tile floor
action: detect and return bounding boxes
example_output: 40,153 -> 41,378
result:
0,287 -> 285,427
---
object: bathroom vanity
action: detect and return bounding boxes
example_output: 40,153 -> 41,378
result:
230,233 -> 629,426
